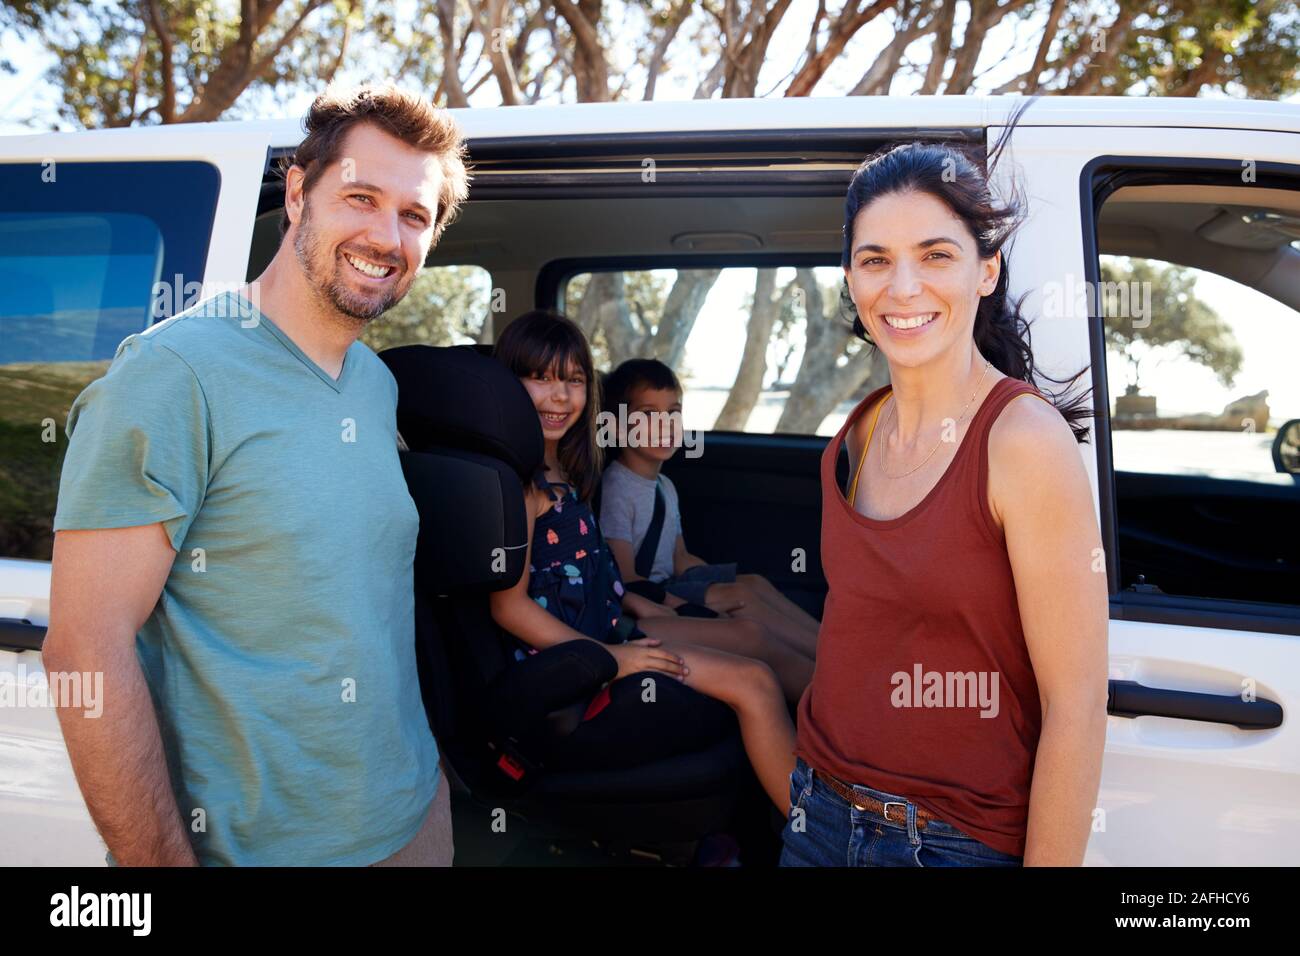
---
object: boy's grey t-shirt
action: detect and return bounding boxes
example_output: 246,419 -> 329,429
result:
53,291 -> 438,866
598,459 -> 682,583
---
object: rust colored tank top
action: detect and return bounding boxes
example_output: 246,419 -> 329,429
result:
795,374 -> 1051,857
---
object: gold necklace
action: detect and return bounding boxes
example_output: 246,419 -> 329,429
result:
878,359 -> 991,480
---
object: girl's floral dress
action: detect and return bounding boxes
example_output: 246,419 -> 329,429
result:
521,476 -> 629,654
518,476 -> 632,721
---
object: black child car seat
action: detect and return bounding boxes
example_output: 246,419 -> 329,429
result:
379,343 -> 763,848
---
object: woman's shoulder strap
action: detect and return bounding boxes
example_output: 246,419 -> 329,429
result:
977,376 -> 1051,425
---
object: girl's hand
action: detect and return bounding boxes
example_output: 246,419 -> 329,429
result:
608,638 -> 689,681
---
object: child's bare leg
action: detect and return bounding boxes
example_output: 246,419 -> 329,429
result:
704,579 -> 820,660
653,641 -> 796,814
638,616 -> 812,702
742,574 -> 822,632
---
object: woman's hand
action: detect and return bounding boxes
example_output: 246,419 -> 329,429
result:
608,638 -> 689,681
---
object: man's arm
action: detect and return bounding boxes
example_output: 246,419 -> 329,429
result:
42,524 -> 198,866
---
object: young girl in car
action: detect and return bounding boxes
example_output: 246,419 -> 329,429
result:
488,309 -> 796,813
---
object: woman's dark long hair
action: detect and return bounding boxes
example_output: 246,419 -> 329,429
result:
839,97 -> 1092,443
493,309 -> 604,501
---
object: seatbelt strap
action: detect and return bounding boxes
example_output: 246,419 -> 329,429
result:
635,480 -> 666,579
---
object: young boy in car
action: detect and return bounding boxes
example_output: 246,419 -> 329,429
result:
600,358 -> 820,660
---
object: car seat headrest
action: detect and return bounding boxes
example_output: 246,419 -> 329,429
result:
378,344 -> 543,480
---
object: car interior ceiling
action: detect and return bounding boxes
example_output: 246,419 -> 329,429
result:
250,183 -> 1300,313
247,193 -> 847,280
1098,185 -> 1300,311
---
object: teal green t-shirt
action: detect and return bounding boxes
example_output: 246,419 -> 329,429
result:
53,291 -> 439,866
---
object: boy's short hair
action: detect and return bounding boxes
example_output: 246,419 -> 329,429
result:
603,358 -> 682,417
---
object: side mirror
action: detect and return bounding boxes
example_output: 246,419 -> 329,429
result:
1272,419 -> 1300,474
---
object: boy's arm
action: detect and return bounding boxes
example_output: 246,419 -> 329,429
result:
672,533 -> 708,575
608,537 -> 685,610
597,480 -> 644,582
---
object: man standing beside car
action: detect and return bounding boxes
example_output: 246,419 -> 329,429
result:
41,83 -> 470,865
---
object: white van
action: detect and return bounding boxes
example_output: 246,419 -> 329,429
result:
1,95 -> 1298,865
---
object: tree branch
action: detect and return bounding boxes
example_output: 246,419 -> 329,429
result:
436,0 -> 471,107
642,0 -> 692,100
786,0 -> 895,97
481,0 -> 525,106
144,0 -> 176,122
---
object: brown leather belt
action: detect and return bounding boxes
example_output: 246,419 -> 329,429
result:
813,769 -> 936,828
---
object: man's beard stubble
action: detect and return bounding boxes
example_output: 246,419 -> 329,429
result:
292,199 -> 410,329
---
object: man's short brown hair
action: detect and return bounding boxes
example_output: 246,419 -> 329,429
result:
279,82 -> 471,243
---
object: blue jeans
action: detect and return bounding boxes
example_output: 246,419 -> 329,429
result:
660,562 -> 738,605
779,757 -> 1022,867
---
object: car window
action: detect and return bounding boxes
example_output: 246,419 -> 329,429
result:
1095,177 -> 1300,608
563,265 -> 884,436
1102,255 -> 1299,482
0,161 -> 220,561
359,264 -> 494,352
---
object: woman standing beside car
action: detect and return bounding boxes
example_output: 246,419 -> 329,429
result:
782,109 -> 1109,867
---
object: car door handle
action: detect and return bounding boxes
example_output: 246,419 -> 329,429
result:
1108,679 -> 1282,730
0,618 -> 45,652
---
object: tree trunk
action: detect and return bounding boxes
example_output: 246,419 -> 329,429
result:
919,0 -> 956,94
552,0 -> 611,101
714,269 -> 782,430
773,269 -> 883,432
850,1 -> 932,95
786,0 -> 894,97
944,0 -> 991,93
437,0 -> 472,108
653,268 -> 723,370
1022,0 -> 1066,92
479,0 -> 523,106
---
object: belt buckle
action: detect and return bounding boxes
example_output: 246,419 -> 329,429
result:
881,800 -> 908,824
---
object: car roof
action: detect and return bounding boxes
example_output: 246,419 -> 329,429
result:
8,95 -> 1299,150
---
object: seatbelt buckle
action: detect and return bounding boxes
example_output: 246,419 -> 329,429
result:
496,752 -> 527,781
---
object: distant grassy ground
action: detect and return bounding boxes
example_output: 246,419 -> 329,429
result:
0,361 -> 108,560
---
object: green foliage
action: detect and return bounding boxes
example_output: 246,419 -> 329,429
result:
0,0 -> 432,127
1049,0 -> 1299,96
359,264 -> 492,352
0,359 -> 107,559
1101,256 -> 1243,391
